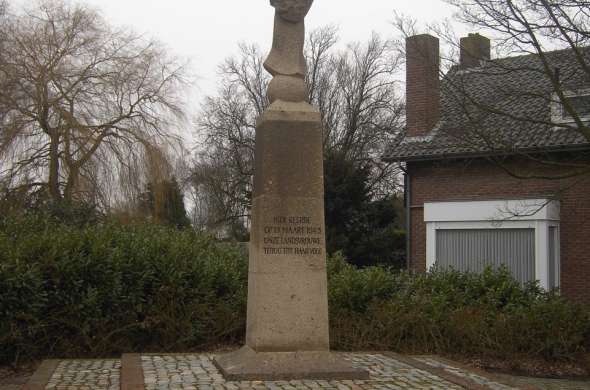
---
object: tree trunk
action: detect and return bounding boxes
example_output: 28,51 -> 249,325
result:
48,131 -> 62,202
63,165 -> 79,203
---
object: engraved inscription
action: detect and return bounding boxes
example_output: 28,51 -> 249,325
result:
263,215 -> 323,256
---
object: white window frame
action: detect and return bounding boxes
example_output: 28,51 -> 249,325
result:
551,88 -> 590,124
547,223 -> 561,289
425,199 -> 560,289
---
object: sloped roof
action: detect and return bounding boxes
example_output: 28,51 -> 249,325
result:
385,46 -> 590,162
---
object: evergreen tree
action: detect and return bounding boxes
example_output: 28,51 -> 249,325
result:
324,152 -> 405,268
139,177 -> 191,228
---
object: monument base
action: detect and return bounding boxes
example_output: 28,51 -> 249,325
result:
213,346 -> 369,381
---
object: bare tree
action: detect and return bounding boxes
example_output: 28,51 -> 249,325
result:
447,0 -> 590,137
191,27 -> 405,234
308,29 -> 404,196
190,43 -> 263,232
0,0 -> 10,128
0,0 -> 189,208
190,151 -> 252,238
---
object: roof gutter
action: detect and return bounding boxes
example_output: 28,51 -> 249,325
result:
403,169 -> 411,272
383,143 -> 590,163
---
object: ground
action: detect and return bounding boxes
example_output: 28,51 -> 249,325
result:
4,352 -> 589,390
456,354 -> 590,379
0,362 -> 36,390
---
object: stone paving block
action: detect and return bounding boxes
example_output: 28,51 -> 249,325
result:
140,353 -> 466,390
25,352 -> 550,389
44,359 -> 120,390
413,356 -> 517,390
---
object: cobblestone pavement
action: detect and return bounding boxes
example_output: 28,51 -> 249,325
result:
413,356 -> 515,390
15,353 -> 590,389
141,353 -> 465,389
45,359 -> 120,390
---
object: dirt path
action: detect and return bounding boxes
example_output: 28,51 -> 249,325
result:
492,373 -> 590,390
0,364 -> 37,390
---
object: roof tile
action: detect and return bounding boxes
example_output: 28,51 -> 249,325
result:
385,47 -> 590,161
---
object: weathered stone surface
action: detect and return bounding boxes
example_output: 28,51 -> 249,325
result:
213,347 -> 369,381
264,1 -> 313,102
270,0 -> 313,23
267,75 -> 308,103
213,99 -> 364,381
264,13 -> 306,78
214,0 -> 366,380
246,102 -> 328,353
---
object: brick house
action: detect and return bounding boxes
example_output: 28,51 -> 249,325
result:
385,34 -> 590,303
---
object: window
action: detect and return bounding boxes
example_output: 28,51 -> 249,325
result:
436,228 -> 535,284
552,90 -> 590,124
425,199 -> 560,289
562,95 -> 590,120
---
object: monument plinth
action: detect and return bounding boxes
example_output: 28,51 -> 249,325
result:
213,0 -> 368,381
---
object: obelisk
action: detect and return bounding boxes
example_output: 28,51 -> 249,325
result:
213,0 -> 368,381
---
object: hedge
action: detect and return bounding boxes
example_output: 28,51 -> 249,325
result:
0,215 -> 588,365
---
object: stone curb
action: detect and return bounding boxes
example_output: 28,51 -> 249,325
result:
384,352 -> 495,390
22,359 -> 59,390
429,355 -> 543,390
121,353 -> 145,390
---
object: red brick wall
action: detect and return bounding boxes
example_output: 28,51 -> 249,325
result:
407,157 -> 590,303
406,34 -> 440,137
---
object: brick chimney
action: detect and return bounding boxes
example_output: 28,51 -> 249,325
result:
460,33 -> 490,69
406,34 -> 440,138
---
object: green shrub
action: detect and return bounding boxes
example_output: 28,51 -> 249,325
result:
0,215 -> 588,364
0,215 -> 247,364
329,261 -> 590,360
327,252 -> 397,313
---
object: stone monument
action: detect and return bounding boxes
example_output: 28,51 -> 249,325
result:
213,0 -> 368,381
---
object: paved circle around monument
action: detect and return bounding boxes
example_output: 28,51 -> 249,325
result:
142,353 -> 477,389
45,359 -> 120,389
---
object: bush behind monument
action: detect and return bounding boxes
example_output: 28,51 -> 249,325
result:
0,216 -> 588,365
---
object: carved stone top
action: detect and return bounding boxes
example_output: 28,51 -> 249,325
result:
270,0 -> 313,23
264,0 -> 314,103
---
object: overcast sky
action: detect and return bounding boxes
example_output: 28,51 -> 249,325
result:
73,0 -> 470,101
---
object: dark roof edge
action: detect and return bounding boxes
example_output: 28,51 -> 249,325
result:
383,144 -> 590,163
